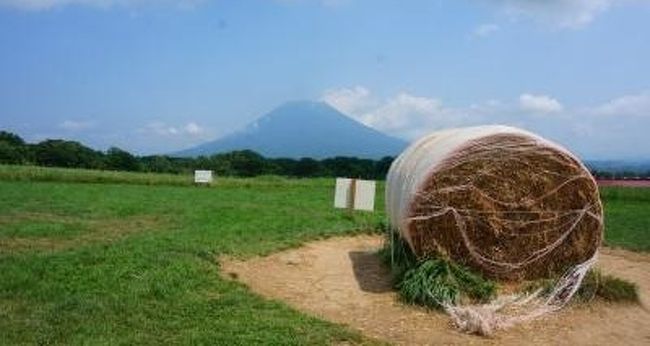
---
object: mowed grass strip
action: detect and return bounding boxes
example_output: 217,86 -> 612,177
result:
0,179 -> 384,345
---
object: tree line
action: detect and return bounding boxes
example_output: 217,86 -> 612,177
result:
0,131 -> 394,179
590,170 -> 650,180
3,131 -> 648,180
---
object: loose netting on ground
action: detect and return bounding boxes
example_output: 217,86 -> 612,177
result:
385,125 -> 604,335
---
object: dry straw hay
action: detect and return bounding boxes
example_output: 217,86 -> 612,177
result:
387,125 -> 603,281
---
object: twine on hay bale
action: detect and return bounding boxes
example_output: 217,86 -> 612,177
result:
385,125 -> 604,335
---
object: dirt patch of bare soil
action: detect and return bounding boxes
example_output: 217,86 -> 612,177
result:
221,235 -> 650,345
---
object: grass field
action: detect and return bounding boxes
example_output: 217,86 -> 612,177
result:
601,187 -> 650,251
0,166 -> 648,344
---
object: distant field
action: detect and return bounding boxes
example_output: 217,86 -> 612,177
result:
598,179 -> 650,188
0,166 -> 647,344
600,187 -> 650,251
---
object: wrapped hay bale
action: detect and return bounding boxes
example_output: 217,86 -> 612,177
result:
386,125 -> 603,281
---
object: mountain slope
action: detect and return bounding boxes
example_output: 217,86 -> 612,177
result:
175,101 -> 407,159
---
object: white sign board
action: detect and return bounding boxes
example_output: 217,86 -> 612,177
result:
194,170 -> 213,184
334,178 -> 353,209
334,178 -> 376,212
353,179 -> 376,211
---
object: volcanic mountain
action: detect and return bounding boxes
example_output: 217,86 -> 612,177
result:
175,101 -> 407,159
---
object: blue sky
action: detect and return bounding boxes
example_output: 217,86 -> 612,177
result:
1,0 -> 649,159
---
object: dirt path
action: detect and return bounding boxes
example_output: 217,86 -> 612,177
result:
221,235 -> 650,345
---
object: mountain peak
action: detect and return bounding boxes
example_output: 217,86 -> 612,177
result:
274,100 -> 331,111
260,100 -> 350,122
176,100 -> 407,159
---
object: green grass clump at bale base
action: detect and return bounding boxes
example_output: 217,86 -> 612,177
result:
377,228 -> 418,280
398,259 -> 496,308
379,231 -> 495,309
523,269 -> 640,304
576,269 -> 640,303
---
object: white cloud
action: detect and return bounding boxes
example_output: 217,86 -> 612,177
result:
323,86 -> 650,159
144,122 -> 176,136
488,0 -> 650,29
590,90 -> 650,116
143,121 -> 206,137
143,122 -> 168,135
145,121 -> 206,136
0,0 -> 203,11
322,87 -> 478,139
184,121 -> 204,135
59,120 -> 94,131
473,23 -> 500,37
519,93 -> 564,113
321,85 -> 375,115
494,0 -> 613,28
362,93 -> 446,137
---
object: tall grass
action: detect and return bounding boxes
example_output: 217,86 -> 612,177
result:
577,269 -> 640,303
378,230 -> 496,309
0,164 -> 190,186
377,228 -> 418,280
398,258 -> 496,308
0,164 -> 343,189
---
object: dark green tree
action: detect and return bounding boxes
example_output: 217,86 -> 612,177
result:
321,157 -> 374,178
227,150 -> 267,177
267,158 -> 297,176
105,147 -> 140,171
293,158 -> 322,177
33,139 -> 104,168
0,131 -> 25,146
142,155 -> 175,173
0,131 -> 29,164
374,156 -> 395,179
0,141 -> 24,164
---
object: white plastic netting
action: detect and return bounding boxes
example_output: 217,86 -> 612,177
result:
385,125 -> 603,335
443,254 -> 596,335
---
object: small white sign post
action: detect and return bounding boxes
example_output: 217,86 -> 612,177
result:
334,178 -> 376,212
194,170 -> 213,185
